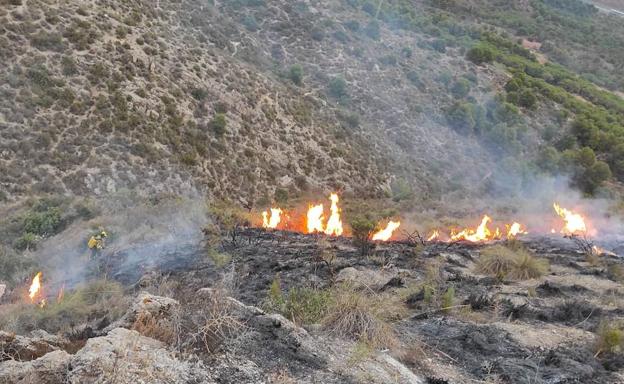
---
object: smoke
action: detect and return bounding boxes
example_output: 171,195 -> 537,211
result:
32,194 -> 209,291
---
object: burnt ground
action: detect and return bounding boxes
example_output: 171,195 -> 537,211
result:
101,228 -> 624,383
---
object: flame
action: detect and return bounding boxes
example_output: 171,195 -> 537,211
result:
29,272 -> 42,301
324,193 -> 343,236
451,215 -> 495,243
553,203 -> 586,235
427,230 -> 440,242
592,245 -> 615,256
57,283 -> 65,304
306,204 -> 325,233
262,208 -> 283,229
39,298 -> 47,308
506,222 -> 528,240
372,221 -> 401,241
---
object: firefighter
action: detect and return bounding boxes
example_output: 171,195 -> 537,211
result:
87,230 -> 107,259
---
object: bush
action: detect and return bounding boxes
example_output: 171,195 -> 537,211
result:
349,216 -> 378,255
0,246 -> 33,283
328,76 -> 348,100
446,102 -> 476,133
288,64 -> 303,85
0,280 -> 127,334
210,113 -> 227,136
477,244 -> 549,280
364,20 -> 381,40
451,79 -> 471,98
322,285 -> 405,349
466,44 -> 496,64
595,322 -> 624,357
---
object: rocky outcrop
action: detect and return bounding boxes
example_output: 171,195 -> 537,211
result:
336,266 -> 405,291
0,330 -> 69,362
0,328 -> 212,384
104,292 -> 180,332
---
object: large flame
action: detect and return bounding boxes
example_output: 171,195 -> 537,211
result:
372,221 -> 401,241
262,208 -> 283,229
307,204 -> 325,233
324,193 -> 343,236
29,272 -> 42,301
553,203 -> 586,235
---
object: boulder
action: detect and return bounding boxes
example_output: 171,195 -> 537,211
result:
104,292 -> 179,332
335,267 -> 401,291
0,350 -> 71,384
0,330 -> 69,362
68,328 -> 212,384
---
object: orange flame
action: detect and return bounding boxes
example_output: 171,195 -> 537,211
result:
372,221 -> 401,241
427,230 -> 440,242
307,204 -> 325,233
29,272 -> 42,302
324,193 -> 343,236
57,283 -> 65,304
592,245 -> 615,256
506,222 -> 528,240
553,203 -> 586,235
262,208 -> 283,229
451,215 -> 496,242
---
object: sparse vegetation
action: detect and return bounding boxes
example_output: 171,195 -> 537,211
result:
349,215 -> 378,255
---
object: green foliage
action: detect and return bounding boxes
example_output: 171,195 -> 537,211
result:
349,215 -> 378,255
441,287 -> 455,312
446,102 -> 476,133
288,64 -> 304,85
328,76 -> 348,100
284,287 -> 332,325
364,20 -> 381,40
450,78 -> 471,99
210,113 -> 227,136
274,188 -> 289,204
466,44 -> 496,64
390,178 -> 413,202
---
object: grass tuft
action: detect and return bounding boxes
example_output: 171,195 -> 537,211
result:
477,244 -> 549,280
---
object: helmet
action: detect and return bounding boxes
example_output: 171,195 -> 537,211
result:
100,231 -> 108,237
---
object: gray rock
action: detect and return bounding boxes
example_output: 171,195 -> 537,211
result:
104,292 -> 179,332
0,350 -> 70,384
0,330 -> 68,362
336,266 -> 400,291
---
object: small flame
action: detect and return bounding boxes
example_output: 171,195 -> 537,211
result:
57,284 -> 65,304
506,222 -> 528,240
39,298 -> 47,308
372,221 -> 401,241
324,193 -> 343,236
592,245 -> 615,256
553,203 -> 587,235
306,204 -> 325,233
29,272 -> 42,301
262,208 -> 283,229
427,230 -> 440,242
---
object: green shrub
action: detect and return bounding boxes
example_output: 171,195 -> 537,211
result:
442,287 -> 455,312
284,287 -> 332,325
210,113 -> 227,136
288,64 -> 303,85
466,44 -> 496,64
451,79 -> 471,98
349,216 -> 378,255
364,20 -> 381,40
328,76 -> 348,100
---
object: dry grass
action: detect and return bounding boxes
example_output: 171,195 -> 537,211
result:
322,284 -> 406,349
595,321 -> 624,357
131,310 -> 178,345
267,369 -> 297,384
477,244 -> 549,280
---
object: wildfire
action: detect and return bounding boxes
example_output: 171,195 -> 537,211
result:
592,245 -> 615,256
307,203 -> 325,233
506,222 -> 528,240
262,208 -> 283,229
427,230 -> 440,242
372,221 -> 401,241
324,193 -> 343,236
57,283 -> 65,304
29,272 -> 42,302
451,215 -> 500,243
553,203 -> 587,235
305,193 -> 344,236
